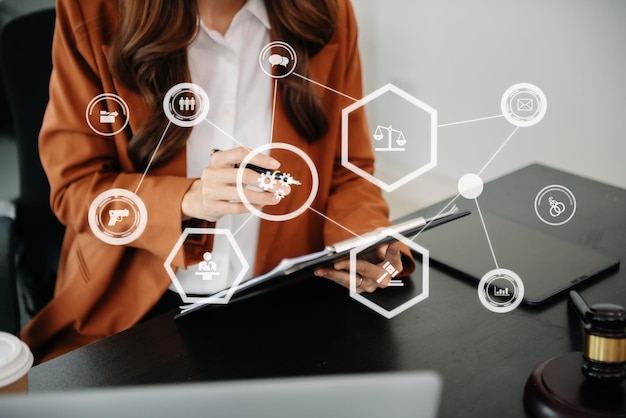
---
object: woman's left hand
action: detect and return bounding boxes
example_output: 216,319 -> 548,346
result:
314,241 -> 404,293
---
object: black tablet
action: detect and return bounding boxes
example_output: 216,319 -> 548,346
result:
415,210 -> 620,304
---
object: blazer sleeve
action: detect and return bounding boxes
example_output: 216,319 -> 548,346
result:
39,0 -> 195,267
322,0 -> 416,275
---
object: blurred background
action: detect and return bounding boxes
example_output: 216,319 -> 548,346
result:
352,0 -> 626,218
0,0 -> 56,208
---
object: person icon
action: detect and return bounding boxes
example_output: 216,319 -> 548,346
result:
198,252 -> 217,271
178,96 -> 185,112
195,252 -> 219,281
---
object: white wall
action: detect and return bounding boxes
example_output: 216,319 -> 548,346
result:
351,0 -> 626,218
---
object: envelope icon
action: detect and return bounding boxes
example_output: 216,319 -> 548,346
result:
516,98 -> 534,112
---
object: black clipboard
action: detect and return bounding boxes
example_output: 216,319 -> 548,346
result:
175,207 -> 470,319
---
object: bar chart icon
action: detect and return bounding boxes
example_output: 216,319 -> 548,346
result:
494,287 -> 510,297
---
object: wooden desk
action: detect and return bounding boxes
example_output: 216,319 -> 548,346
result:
28,164 -> 626,418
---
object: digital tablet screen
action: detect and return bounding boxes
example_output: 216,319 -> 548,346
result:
415,210 -> 619,304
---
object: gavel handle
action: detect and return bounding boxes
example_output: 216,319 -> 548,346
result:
569,290 -> 590,324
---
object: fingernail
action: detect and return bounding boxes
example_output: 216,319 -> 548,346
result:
268,158 -> 280,169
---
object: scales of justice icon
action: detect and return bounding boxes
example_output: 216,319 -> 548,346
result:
373,124 -> 407,152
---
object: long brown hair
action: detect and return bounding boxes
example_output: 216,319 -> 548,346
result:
110,0 -> 338,170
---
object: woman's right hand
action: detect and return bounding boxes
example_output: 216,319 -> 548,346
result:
181,147 -> 282,222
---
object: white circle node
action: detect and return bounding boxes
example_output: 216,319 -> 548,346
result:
88,188 -> 148,245
534,184 -> 577,226
458,173 -> 484,199
85,93 -> 130,137
163,82 -> 210,127
236,142 -> 319,222
501,83 -> 547,128
258,41 -> 298,79
477,268 -> 525,313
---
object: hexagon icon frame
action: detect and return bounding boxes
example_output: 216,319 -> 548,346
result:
342,83 -> 438,192
349,230 -> 430,319
164,227 -> 249,305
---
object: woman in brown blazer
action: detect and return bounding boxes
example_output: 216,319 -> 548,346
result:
21,0 -> 414,362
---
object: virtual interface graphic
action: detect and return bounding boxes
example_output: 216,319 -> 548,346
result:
84,39 -> 567,318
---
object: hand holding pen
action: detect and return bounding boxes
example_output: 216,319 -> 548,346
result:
181,147 -> 299,222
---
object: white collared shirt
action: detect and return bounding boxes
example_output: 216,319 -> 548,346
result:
174,0 -> 271,297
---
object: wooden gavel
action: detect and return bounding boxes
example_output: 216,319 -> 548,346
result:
569,290 -> 626,384
524,292 -> 626,417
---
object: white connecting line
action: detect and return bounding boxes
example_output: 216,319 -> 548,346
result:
438,114 -> 504,128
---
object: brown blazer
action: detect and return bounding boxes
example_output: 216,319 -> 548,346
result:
21,0 -> 415,362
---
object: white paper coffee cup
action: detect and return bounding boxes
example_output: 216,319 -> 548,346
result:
0,331 -> 34,394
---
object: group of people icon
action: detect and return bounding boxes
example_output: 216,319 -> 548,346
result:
178,96 -> 196,112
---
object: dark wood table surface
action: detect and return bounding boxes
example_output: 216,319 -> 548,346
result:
29,164 -> 626,418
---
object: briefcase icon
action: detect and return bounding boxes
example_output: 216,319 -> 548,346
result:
100,110 -> 118,124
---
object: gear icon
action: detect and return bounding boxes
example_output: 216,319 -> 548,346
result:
278,172 -> 301,186
258,171 -> 276,191
274,188 -> 287,201
279,172 -> 291,184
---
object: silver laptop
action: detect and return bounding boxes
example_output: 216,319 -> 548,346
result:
0,371 -> 442,418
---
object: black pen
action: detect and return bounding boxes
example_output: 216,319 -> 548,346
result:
242,163 -> 301,185
211,148 -> 301,185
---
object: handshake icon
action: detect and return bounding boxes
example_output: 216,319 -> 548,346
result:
108,209 -> 130,226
